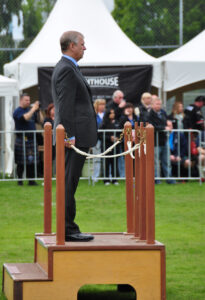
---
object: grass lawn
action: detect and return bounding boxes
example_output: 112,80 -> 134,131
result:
0,180 -> 205,299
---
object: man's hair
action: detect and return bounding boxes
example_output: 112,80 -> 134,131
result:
195,95 -> 205,103
151,95 -> 161,103
112,90 -> 123,100
60,31 -> 83,52
20,93 -> 29,100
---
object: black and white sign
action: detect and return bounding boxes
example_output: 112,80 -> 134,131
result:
38,65 -> 152,110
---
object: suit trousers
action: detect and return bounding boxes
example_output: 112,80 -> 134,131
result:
65,146 -> 88,235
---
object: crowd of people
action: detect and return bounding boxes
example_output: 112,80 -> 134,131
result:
12,91 -> 205,186
92,90 -> 205,185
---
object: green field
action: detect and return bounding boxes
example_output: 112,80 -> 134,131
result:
0,180 -> 205,299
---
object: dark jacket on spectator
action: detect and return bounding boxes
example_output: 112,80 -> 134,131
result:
106,101 -> 124,121
119,114 -> 139,129
138,104 -> 150,123
99,120 -> 120,149
183,104 -> 204,130
148,109 -> 168,146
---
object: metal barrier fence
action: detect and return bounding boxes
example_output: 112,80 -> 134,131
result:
0,129 -> 203,183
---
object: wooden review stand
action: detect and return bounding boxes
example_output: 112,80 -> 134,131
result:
3,122 -> 166,300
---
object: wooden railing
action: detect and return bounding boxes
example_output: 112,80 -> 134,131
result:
43,122 -> 155,245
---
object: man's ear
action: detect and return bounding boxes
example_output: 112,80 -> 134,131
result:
70,42 -> 76,51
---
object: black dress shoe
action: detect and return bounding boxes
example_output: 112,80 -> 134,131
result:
65,233 -> 94,242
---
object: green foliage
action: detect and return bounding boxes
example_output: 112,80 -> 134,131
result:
183,1 -> 205,42
20,0 -> 43,46
0,35 -> 20,73
20,0 -> 56,47
112,0 -> 205,57
0,0 -> 22,72
0,0 -> 21,33
0,0 -> 57,73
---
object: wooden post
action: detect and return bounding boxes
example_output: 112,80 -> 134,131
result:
43,122 -> 52,234
146,125 -> 155,244
56,125 -> 65,245
124,122 -> 134,234
139,123 -> 146,241
134,122 -> 140,237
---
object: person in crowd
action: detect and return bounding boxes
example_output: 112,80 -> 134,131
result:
100,108 -> 120,185
118,102 -> 140,177
183,96 -> 205,179
92,99 -> 106,183
13,93 -> 43,186
168,102 -> 184,129
193,131 -> 205,180
168,101 -> 187,177
52,31 -> 97,242
148,95 -> 175,184
44,103 -> 55,128
169,130 -> 194,178
183,96 -> 205,130
106,90 -> 126,120
119,102 -> 140,129
135,92 -> 152,123
44,103 -> 56,163
106,90 -> 126,177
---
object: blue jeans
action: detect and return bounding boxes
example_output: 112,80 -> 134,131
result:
92,140 -> 101,181
118,144 -> 125,177
154,144 -> 172,178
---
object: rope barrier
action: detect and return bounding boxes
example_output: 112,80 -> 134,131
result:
71,141 -> 142,159
65,128 -> 146,159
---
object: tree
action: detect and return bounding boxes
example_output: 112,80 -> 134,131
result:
0,0 -> 22,33
0,0 -> 57,73
112,0 -> 205,57
20,0 -> 56,47
183,1 -> 205,42
0,0 -> 22,73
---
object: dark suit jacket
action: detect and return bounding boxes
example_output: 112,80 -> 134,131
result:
51,57 -> 97,148
148,109 -> 167,146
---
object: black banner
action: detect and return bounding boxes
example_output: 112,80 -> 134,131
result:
38,65 -> 152,110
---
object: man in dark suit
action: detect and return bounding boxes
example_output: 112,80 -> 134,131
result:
52,31 -> 97,242
148,95 -> 174,184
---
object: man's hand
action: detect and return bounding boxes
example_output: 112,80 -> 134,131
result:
110,136 -> 118,143
64,138 -> 75,148
119,100 -> 126,108
32,101 -> 40,112
23,101 -> 40,121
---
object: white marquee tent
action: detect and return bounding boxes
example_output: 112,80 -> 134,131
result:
0,75 -> 19,174
159,30 -> 205,93
4,0 -> 161,90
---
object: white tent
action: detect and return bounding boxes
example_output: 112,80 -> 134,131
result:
0,75 -> 19,175
4,0 -> 161,90
159,30 -> 205,93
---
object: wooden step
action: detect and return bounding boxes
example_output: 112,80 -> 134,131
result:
3,235 -> 165,300
3,263 -> 49,300
3,263 -> 48,281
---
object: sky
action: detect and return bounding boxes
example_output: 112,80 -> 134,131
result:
103,0 -> 114,11
12,0 -> 114,41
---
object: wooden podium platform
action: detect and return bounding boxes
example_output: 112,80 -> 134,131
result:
2,123 -> 166,300
3,233 -> 165,300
